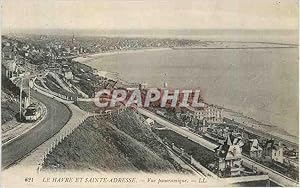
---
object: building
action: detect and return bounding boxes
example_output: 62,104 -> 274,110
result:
174,107 -> 182,119
92,68 -> 98,74
64,70 -> 74,80
139,82 -> 148,90
72,35 -> 76,43
263,140 -> 284,163
48,62 -> 62,74
79,46 -> 83,54
2,59 -> 17,78
185,105 -> 223,124
145,118 -> 155,126
156,109 -> 167,117
242,139 -> 263,159
215,134 -> 244,177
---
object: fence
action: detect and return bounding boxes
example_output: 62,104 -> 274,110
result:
36,107 -> 127,171
36,112 -> 91,172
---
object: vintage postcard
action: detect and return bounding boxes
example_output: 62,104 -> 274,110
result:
1,0 -> 299,187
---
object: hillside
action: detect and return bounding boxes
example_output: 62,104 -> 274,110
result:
1,74 -> 25,126
43,110 -> 183,173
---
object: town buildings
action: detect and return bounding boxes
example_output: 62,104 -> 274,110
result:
2,45 -> 16,60
185,105 -> 223,124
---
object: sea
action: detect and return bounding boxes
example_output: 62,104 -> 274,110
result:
81,29 -> 299,138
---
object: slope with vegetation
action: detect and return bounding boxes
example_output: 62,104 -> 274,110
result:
43,110 -> 185,173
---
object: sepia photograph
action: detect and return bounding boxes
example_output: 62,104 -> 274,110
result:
1,0 -> 299,187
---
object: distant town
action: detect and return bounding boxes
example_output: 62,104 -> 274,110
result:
1,34 -> 299,187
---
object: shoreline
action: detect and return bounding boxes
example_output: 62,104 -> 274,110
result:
73,47 -> 172,64
72,47 -> 299,145
223,109 -> 299,145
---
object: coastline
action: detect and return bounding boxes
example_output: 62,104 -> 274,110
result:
73,41 -> 298,64
72,47 -> 299,146
73,47 -> 172,64
223,109 -> 299,145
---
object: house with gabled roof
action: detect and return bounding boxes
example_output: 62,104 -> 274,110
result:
263,139 -> 284,164
215,134 -> 244,177
243,139 -> 262,159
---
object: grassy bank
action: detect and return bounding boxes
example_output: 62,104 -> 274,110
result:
1,91 -> 19,125
43,110 -> 184,173
1,73 -> 26,124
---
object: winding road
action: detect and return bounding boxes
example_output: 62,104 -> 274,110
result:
2,90 -> 72,169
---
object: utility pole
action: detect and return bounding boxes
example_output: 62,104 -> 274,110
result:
19,77 -> 24,121
28,79 -> 31,106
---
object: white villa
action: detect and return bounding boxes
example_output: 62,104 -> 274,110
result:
215,134 -> 244,177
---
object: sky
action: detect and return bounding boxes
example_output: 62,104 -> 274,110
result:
1,0 -> 299,31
